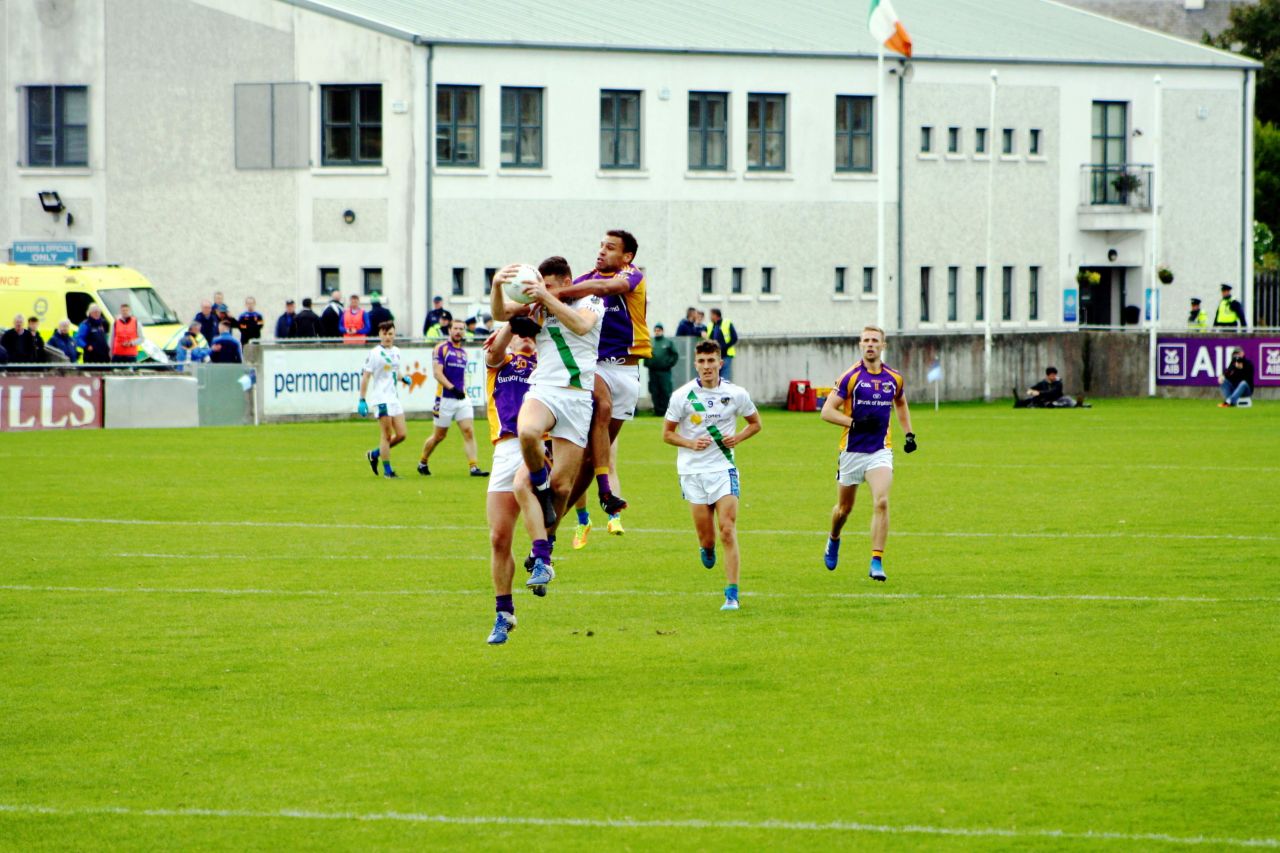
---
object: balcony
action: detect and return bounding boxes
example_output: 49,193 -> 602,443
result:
1077,164 -> 1153,232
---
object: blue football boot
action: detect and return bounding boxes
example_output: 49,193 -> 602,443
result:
486,611 -> 517,645
824,538 -> 840,571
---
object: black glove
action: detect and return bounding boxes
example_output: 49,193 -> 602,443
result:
447,385 -> 467,400
903,432 -> 918,453
509,315 -> 542,338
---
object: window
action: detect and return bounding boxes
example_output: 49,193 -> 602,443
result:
834,266 -> 847,295
702,267 -> 715,294
363,267 -> 382,296
452,267 -> 466,297
947,267 -> 959,321
919,267 -> 931,323
920,125 -> 933,153
863,267 -> 875,295
747,93 -> 786,170
975,266 -> 986,321
600,89 -> 641,169
732,267 -> 744,294
947,127 -> 960,154
65,292 -> 96,325
234,82 -> 309,169
1091,101 -> 1128,203
688,92 -> 728,171
1029,266 -> 1040,320
322,85 -> 381,166
1029,128 -> 1042,156
761,266 -> 774,294
1002,266 -> 1014,321
26,85 -> 88,167
437,85 -> 480,166
1002,128 -> 1015,155
975,127 -> 988,154
835,95 -> 872,172
484,267 -> 497,296
320,267 -> 340,295
501,87 -> 543,168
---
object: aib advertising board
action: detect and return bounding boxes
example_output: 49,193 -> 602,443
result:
261,346 -> 485,416
0,376 -> 104,431
1156,336 -> 1280,387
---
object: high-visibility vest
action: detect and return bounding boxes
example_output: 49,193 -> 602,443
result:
342,308 -> 367,343
712,320 -> 736,357
1215,298 -> 1240,326
112,316 -> 139,357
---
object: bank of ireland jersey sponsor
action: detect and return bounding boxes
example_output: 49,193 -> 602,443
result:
487,351 -> 536,444
363,345 -> 402,406
531,296 -> 605,390
665,379 -> 757,475
836,363 -> 903,454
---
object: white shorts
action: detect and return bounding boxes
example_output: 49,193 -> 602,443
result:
433,395 -> 474,429
372,399 -> 404,419
526,384 -> 593,447
597,361 -> 641,421
836,448 -> 893,486
680,468 -> 740,505
488,438 -> 524,494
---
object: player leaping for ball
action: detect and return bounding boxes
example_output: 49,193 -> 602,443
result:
358,320 -> 412,478
820,325 -> 917,581
663,340 -> 762,611
491,257 -> 605,596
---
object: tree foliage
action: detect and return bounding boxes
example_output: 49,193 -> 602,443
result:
1208,0 -> 1280,124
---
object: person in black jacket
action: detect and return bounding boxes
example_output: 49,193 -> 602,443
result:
320,291 -> 344,337
1014,367 -> 1065,408
1212,283 -> 1246,329
1218,349 -> 1254,407
76,305 -> 111,363
0,315 -> 39,363
366,293 -> 393,333
291,298 -> 322,338
274,300 -> 296,339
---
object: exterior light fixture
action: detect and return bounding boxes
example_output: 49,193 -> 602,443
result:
38,191 -> 64,215
343,209 -> 356,224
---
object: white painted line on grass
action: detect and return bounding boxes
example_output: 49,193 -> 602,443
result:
6,515 -> 1278,543
0,803 -> 1273,848
3,585 -> 1275,605
116,552 -> 486,562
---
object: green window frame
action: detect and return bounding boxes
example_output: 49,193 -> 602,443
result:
1002,128 -> 1015,155
863,267 -> 875,295
920,267 -> 931,323
835,95 -> 872,172
834,266 -> 846,295
436,85 -> 480,166
701,267 -> 715,294
761,266 -> 775,294
947,127 -> 960,154
1030,128 -> 1042,155
600,89 -> 641,169
1002,266 -> 1014,321
322,85 -> 381,166
688,91 -> 728,171
732,267 -> 744,294
1029,266 -> 1040,320
1091,101 -> 1128,203
947,266 -> 959,321
501,87 -> 543,168
920,125 -> 933,154
319,267 -> 340,296
27,85 -> 88,167
976,266 -> 986,321
975,127 -> 988,154
747,93 -> 786,171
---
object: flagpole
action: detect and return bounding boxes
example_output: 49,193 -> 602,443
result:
1148,75 -> 1162,396
983,69 -> 998,403
876,45 -> 886,331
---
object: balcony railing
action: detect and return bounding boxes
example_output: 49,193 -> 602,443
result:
1080,163 -> 1153,210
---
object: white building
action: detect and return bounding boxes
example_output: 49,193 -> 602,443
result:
0,0 -> 1258,335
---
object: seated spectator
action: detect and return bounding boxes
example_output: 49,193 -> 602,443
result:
175,323 -> 212,366
76,305 -> 111,364
0,314 -> 38,363
1014,367 -> 1085,408
48,320 -> 78,362
1218,348 -> 1253,408
210,320 -> 243,363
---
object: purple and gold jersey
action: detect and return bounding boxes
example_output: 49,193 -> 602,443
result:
487,351 -> 536,444
833,362 -> 905,454
574,264 -> 651,360
434,341 -> 468,398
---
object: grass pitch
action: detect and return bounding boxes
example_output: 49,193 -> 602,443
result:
0,398 -> 1277,850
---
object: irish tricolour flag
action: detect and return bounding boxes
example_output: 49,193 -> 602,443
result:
868,0 -> 913,57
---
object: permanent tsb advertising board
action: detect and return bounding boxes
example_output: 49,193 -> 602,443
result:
261,346 -> 485,417
1156,336 -> 1280,387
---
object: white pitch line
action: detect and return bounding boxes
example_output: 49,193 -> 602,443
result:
0,803 -> 1273,848
2,585 -> 1276,605
116,552 -> 487,562
5,515 -> 1278,543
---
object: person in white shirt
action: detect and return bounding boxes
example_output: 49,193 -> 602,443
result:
490,256 -> 605,597
663,339 -> 763,611
357,321 -> 410,478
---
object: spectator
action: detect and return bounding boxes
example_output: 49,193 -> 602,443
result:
194,299 -> 217,343
176,322 -> 212,366
238,297 -> 265,347
1013,366 -> 1085,408
425,309 -> 452,341
1187,297 -> 1209,331
342,293 -> 369,344
48,319 -> 79,362
643,322 -> 679,415
1213,283 -> 1245,328
27,317 -> 49,363
214,304 -> 237,341
210,320 -> 243,363
0,342 -> 7,364
675,306 -> 703,337
706,308 -> 739,380
1218,348 -> 1254,407
1,314 -> 38,363
110,303 -> 143,364
291,298 -> 322,338
275,299 -> 297,339
321,289 -> 344,337
366,292 -> 393,332
76,304 -> 111,364
474,313 -> 492,337
212,291 -> 228,313
424,295 -> 446,335
465,316 -> 479,340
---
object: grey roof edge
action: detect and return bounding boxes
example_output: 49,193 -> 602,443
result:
277,0 -> 1262,71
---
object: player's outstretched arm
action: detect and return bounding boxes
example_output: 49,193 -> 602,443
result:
553,276 -> 633,302
525,280 -> 597,336
490,263 -> 524,322
821,391 -> 852,428
484,323 -> 516,368
722,412 -> 762,448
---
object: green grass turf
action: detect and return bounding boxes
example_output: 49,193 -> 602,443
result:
0,398 -> 1277,850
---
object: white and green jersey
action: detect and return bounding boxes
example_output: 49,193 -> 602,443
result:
665,378 -> 758,475
362,344 -> 402,406
530,295 -> 605,392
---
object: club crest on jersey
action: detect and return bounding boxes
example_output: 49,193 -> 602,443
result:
721,396 -> 731,405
